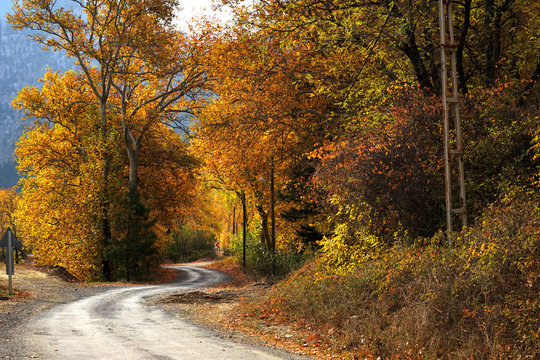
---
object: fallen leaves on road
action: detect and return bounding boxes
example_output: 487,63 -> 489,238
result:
156,262 -> 371,360
158,289 -> 251,304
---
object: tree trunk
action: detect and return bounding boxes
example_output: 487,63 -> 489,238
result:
124,128 -> 142,280
232,206 -> 236,235
125,128 -> 141,194
256,205 -> 271,250
483,0 -> 511,86
100,101 -> 112,281
400,26 -> 433,90
484,0 -> 498,86
241,192 -> 247,267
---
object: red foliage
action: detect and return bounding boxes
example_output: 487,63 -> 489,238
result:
313,87 -> 444,239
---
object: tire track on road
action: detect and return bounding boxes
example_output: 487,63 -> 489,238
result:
24,265 -> 308,360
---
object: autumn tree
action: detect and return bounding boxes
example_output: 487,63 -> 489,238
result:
13,67 -> 200,280
243,0 -> 539,94
10,0 -> 209,277
0,188 -> 19,237
192,18 -> 337,252
9,0 -> 208,279
13,71 -> 109,279
227,0 -> 540,242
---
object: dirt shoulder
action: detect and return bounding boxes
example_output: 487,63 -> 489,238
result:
0,264 -> 111,359
0,263 -> 106,315
150,263 -> 330,359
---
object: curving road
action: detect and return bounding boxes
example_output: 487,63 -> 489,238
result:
24,265 -> 307,360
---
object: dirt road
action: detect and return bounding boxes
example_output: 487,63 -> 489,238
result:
7,265 -> 307,360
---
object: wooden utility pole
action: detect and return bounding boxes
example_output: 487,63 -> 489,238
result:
232,206 -> 236,235
270,155 -> 276,252
439,0 -> 467,246
241,192 -> 247,267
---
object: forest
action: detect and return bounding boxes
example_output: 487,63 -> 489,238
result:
1,0 -> 539,358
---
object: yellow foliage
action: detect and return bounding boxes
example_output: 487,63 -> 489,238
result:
0,188 -> 19,237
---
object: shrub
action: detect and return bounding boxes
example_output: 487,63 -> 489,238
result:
255,192 -> 539,359
227,231 -> 311,280
164,226 -> 217,263
312,84 -> 539,243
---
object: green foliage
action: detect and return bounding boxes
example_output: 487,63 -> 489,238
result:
461,83 -> 539,219
105,190 -> 158,281
318,222 -> 382,272
227,231 -> 310,280
314,88 -> 445,241
461,190 -> 540,353
258,192 -> 539,358
164,226 -> 217,263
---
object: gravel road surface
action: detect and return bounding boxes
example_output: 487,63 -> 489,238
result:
4,264 -> 307,360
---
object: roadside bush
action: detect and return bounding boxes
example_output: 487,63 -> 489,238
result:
248,243 -> 310,280
227,231 -> 310,280
164,226 -> 217,263
254,192 -> 539,359
312,84 -> 539,244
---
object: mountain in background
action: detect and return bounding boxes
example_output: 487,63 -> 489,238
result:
0,2 -> 73,188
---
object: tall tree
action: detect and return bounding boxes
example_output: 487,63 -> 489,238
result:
13,70 -> 200,280
13,71 -> 111,279
193,20 -> 336,250
205,0 -> 539,248
9,0 -> 208,279
9,0 -> 208,278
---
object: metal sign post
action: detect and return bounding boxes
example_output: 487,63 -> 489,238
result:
1,227 -> 21,296
6,230 -> 13,295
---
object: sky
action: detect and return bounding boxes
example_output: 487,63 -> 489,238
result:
0,2 -> 11,19
175,0 -> 233,29
0,0 -> 233,30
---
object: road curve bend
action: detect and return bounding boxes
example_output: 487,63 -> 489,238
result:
24,265 -> 307,360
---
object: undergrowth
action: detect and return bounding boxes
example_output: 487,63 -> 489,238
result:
246,193 -> 540,359
164,226 -> 217,263
0,285 -> 9,298
207,256 -> 255,287
0,284 -> 28,299
227,231 -> 312,280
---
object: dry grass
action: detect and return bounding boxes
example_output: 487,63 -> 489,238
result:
246,196 -> 540,359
